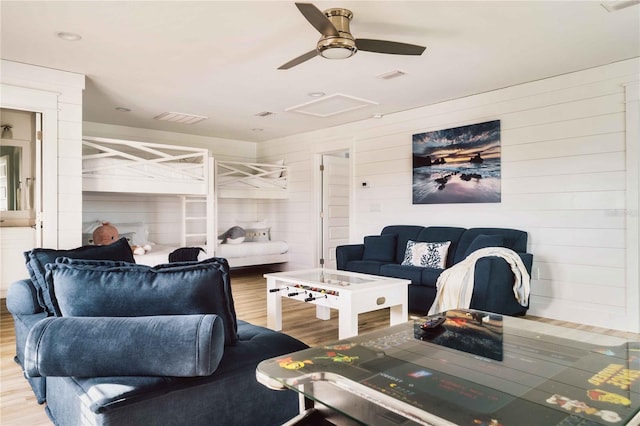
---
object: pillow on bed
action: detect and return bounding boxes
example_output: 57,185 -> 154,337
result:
110,222 -> 150,246
239,219 -> 267,229
218,226 -> 245,244
82,221 -> 150,246
244,228 -> 271,243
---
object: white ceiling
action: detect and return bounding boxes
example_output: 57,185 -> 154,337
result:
1,1 -> 639,142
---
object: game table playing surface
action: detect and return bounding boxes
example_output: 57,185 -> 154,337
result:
257,309 -> 640,426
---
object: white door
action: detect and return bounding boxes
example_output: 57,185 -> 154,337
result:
321,153 -> 350,269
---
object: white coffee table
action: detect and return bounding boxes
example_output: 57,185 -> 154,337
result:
264,269 -> 410,340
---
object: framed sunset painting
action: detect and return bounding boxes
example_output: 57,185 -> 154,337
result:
412,120 -> 501,204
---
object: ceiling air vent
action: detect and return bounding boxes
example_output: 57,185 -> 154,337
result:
255,111 -> 275,117
153,112 -> 208,125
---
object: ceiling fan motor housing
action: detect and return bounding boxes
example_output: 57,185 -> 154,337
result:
317,8 -> 357,59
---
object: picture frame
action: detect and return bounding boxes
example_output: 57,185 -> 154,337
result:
412,120 -> 501,204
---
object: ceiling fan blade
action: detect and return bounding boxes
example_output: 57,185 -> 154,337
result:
356,39 -> 426,55
295,3 -> 339,37
278,49 -> 319,70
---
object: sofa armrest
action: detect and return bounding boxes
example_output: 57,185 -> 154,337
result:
25,314 -> 225,378
336,244 -> 365,270
470,253 -> 533,316
7,279 -> 44,315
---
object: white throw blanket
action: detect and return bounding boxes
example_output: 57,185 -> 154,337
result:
428,246 -> 531,315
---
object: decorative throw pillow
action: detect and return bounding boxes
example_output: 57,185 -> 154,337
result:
217,226 -> 245,244
24,237 -> 135,313
45,257 -> 238,345
110,222 -> 150,246
25,314 -> 225,378
362,234 -> 397,262
401,240 -> 451,269
464,234 -> 505,258
244,228 -> 271,242
238,219 -> 268,229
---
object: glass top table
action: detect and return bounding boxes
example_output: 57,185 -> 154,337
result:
264,269 -> 409,340
257,309 -> 640,426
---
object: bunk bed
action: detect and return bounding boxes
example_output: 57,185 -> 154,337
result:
216,160 -> 288,199
81,136 -> 289,267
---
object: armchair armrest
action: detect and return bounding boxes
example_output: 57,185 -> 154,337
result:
336,244 -> 364,270
25,314 -> 225,378
470,252 -> 533,316
7,279 -> 44,315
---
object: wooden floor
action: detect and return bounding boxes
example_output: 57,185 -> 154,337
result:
1,267 -> 639,425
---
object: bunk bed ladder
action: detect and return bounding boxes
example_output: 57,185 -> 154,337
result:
180,195 -> 209,248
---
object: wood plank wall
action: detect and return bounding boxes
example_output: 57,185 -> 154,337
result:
258,58 -> 640,332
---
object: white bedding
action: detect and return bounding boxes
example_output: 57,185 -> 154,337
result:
216,240 -> 288,258
134,241 -> 289,267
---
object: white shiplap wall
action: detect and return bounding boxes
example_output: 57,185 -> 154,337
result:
81,122 -> 260,245
258,58 -> 640,332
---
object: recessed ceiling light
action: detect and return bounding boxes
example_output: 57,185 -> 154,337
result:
309,92 -> 325,97
372,113 -> 384,119
376,70 -> 406,80
115,107 -> 131,112
56,31 -> 82,41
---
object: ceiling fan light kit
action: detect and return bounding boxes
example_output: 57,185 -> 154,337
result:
317,8 -> 357,59
279,2 -> 426,69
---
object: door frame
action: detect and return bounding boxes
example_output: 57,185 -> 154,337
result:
313,142 -> 354,269
1,84 -> 58,247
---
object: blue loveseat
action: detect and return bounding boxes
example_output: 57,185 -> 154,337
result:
336,225 -> 533,316
7,238 -> 308,426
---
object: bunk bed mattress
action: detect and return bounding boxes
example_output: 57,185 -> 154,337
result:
217,241 -> 288,259
134,241 -> 289,266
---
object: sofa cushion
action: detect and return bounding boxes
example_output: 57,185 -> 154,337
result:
421,267 -> 445,288
454,228 -> 528,264
362,234 -> 397,262
379,264 -> 424,285
415,226 -> 466,268
24,314 -> 225,378
45,257 -> 238,345
401,240 -> 451,269
464,234 -> 505,258
381,225 -> 426,264
23,238 -> 135,313
343,260 -> 386,276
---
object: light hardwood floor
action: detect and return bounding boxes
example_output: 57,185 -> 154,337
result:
1,267 -> 639,425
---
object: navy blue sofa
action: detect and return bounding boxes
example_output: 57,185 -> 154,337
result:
336,225 -> 533,316
7,239 -> 308,426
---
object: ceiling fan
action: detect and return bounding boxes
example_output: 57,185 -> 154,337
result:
279,2 -> 426,70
